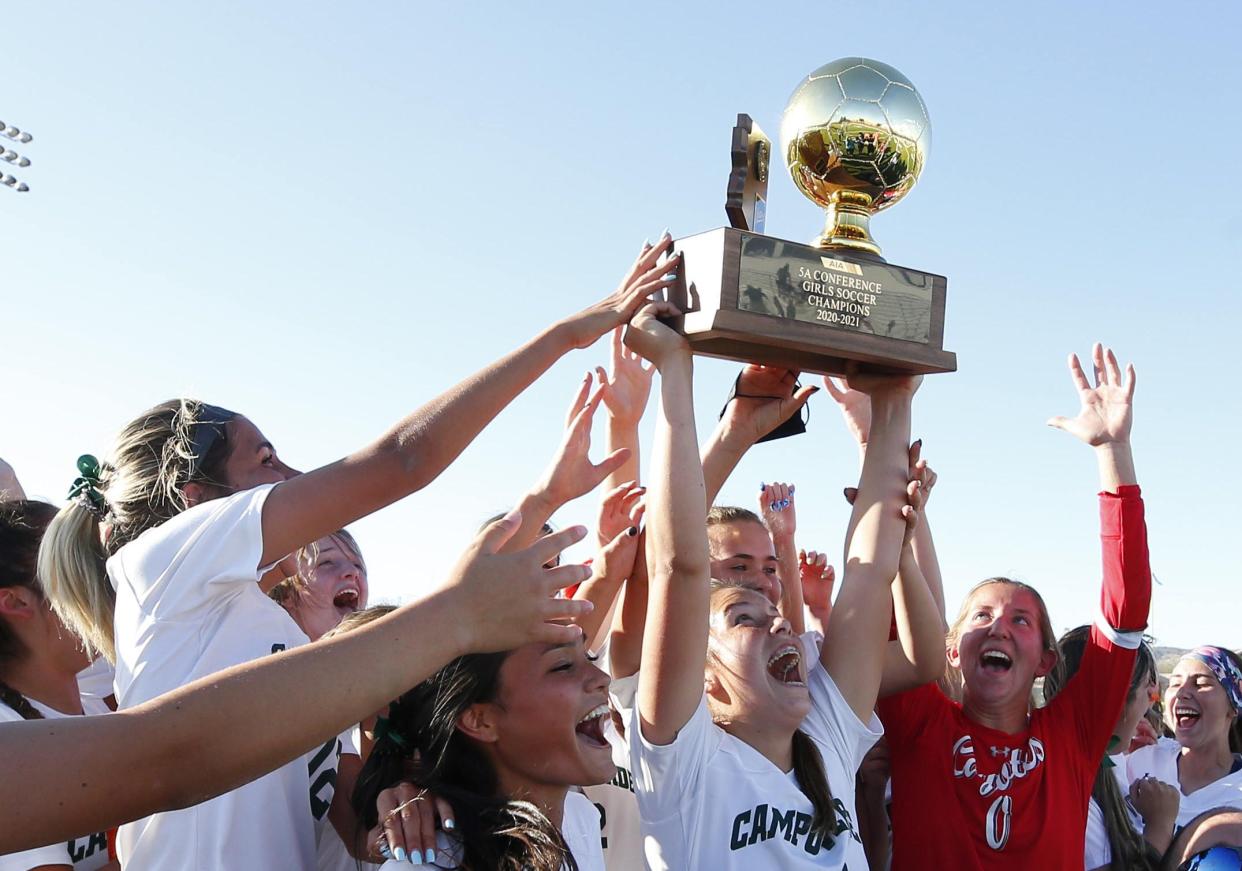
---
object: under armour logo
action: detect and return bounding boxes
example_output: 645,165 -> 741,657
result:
989,746 -> 1009,758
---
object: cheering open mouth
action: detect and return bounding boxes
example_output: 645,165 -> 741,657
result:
979,649 -> 1013,673
766,645 -> 805,687
575,704 -> 610,748
332,586 -> 361,615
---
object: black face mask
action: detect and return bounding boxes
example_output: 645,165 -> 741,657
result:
719,374 -> 809,444
187,403 -> 237,481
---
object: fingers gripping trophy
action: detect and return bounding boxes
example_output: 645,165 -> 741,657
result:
671,58 -> 956,376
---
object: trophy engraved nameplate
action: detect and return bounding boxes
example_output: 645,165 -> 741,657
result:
669,58 -> 956,375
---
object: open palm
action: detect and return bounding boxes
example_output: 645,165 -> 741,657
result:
1047,343 -> 1135,446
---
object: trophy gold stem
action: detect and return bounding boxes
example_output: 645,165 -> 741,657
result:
816,190 -> 882,257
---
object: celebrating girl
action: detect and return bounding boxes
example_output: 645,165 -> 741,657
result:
623,302 -> 941,869
877,344 -> 1152,870
38,237 -> 679,871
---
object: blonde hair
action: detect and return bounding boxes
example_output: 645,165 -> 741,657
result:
269,530 -> 366,606
38,399 -> 236,662
322,604 -> 395,640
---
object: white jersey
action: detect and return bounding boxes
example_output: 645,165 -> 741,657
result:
316,728 -> 377,871
75,655 -> 115,705
1082,754 -> 1136,869
110,485 -> 336,871
0,696 -> 113,870
629,662 -> 881,871
1125,737 -> 1242,829
581,716 -> 643,871
374,790 -> 604,871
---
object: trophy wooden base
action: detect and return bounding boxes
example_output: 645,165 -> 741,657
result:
667,227 -> 956,376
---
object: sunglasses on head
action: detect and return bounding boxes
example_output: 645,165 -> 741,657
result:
1181,846 -> 1242,871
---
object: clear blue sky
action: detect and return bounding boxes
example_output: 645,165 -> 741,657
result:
3,2 -> 1240,648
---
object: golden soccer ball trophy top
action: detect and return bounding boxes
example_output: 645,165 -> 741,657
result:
780,57 -> 931,257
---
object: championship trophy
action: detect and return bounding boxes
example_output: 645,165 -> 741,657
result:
670,58 -> 956,375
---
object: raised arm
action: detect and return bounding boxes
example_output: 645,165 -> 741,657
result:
0,517 -> 594,854
627,303 -> 711,744
823,376 -> 918,721
596,325 -> 654,493
827,377 -> 945,620
259,237 -> 681,566
880,448 -> 948,694
759,481 -> 806,633
1047,343 -> 1147,630
501,375 -> 631,553
1046,344 -> 1150,753
701,366 -> 817,507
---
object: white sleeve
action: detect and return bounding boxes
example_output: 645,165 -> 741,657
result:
1083,798 -> 1112,868
109,484 -> 277,613
801,662 -> 883,776
608,671 -> 639,728
0,842 -> 72,870
629,694 -> 718,822
341,726 -> 361,757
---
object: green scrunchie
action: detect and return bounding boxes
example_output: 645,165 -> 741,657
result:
67,454 -> 107,517
373,715 -> 409,750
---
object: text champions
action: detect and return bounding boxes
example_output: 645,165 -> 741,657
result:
797,266 -> 882,317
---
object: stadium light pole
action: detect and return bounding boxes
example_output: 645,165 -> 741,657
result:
0,118 -> 32,192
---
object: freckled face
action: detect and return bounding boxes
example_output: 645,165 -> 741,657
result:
708,521 -> 781,605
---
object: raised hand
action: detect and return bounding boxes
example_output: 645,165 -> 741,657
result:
1047,343 -> 1136,446
622,300 -> 688,369
823,376 -> 872,447
447,512 -> 595,651
596,327 -> 654,427
799,550 -> 835,617
723,365 -> 819,446
563,233 -> 683,350
597,479 -> 646,547
844,371 -> 923,399
535,378 -> 632,507
759,481 -> 797,541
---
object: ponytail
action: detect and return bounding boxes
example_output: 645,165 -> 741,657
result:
791,729 -> 838,842
1046,625 -> 1159,870
0,680 -> 44,720
38,502 -> 113,662
1094,763 -> 1159,870
37,399 -> 238,665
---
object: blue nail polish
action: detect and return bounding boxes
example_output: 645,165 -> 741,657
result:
394,847 -> 407,863
410,849 -> 423,864
760,483 -> 767,491
770,502 -> 778,512
443,819 -> 455,830
789,485 -> 796,494
426,848 -> 436,864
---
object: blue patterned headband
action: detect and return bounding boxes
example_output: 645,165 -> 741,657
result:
1187,646 -> 1242,713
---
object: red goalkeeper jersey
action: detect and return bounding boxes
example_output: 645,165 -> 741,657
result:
877,486 -> 1151,870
